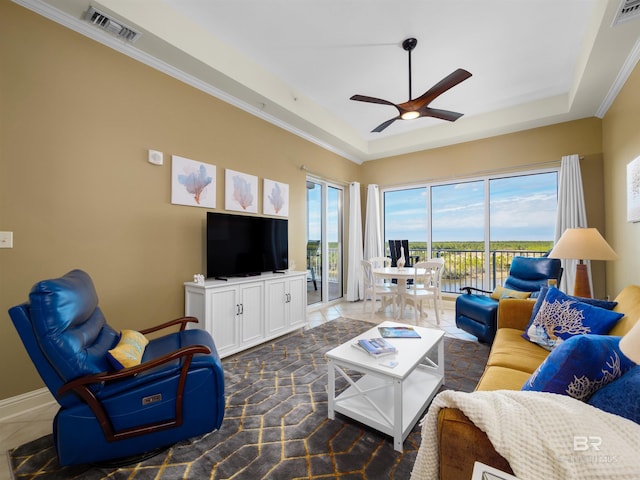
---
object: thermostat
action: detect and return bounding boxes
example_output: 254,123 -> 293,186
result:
148,149 -> 163,165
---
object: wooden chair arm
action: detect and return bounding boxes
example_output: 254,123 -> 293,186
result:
459,286 -> 492,295
57,343 -> 211,442
140,316 -> 199,334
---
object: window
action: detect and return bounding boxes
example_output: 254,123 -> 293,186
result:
432,181 -> 485,290
382,169 -> 558,293
383,187 -> 427,261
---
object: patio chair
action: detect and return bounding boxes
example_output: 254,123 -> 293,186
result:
388,240 -> 419,267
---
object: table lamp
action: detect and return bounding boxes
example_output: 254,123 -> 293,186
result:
548,227 -> 618,298
620,321 -> 640,364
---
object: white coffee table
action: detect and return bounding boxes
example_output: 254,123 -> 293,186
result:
326,320 -> 445,452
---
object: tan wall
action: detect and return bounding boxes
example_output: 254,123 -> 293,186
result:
1,1 -> 636,402
360,118 -> 603,186
361,118 -> 608,298
0,3 -> 360,399
603,60 -> 640,296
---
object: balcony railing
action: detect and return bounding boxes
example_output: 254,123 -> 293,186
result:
392,248 -> 549,294
308,247 -> 549,297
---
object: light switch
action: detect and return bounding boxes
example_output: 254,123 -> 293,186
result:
0,231 -> 13,248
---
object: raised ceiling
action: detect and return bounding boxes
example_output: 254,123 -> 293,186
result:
16,0 -> 640,163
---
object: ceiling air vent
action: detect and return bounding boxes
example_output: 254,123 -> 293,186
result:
84,6 -> 141,42
613,0 -> 640,25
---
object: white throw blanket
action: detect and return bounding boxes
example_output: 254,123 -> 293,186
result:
410,390 -> 640,480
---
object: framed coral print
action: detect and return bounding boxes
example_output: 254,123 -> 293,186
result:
263,178 -> 289,217
627,156 -> 640,222
171,155 -> 216,208
225,169 -> 258,213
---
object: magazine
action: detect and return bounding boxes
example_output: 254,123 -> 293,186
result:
356,337 -> 398,357
378,326 -> 421,338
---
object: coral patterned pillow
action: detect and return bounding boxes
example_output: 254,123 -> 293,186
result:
522,335 -> 634,401
523,287 -> 623,350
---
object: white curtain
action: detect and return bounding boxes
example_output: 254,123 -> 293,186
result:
555,154 -> 588,294
364,184 -> 383,260
346,181 -> 364,301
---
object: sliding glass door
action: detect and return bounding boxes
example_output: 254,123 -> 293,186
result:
306,178 -> 343,305
382,169 -> 558,293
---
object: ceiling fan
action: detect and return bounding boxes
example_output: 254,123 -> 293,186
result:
350,38 -> 472,133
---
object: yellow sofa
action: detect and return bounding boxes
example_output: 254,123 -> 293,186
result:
436,285 -> 640,479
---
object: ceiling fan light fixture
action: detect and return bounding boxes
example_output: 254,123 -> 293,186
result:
350,37 -> 471,133
401,111 -> 420,120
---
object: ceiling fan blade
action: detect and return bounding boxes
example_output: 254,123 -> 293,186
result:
414,68 -> 472,106
350,94 -> 398,108
372,116 -> 399,133
420,107 -> 464,122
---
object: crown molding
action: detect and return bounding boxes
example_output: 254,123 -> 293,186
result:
11,0 -> 362,164
596,36 -> 640,118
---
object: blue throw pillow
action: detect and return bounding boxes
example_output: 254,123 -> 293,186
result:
588,365 -> 640,424
526,286 -> 550,332
522,287 -> 623,350
522,335 -> 634,401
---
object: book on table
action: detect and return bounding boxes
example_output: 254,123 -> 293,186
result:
356,337 -> 398,357
378,326 -> 421,338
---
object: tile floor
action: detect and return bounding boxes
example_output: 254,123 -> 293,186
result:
0,298 -> 474,479
308,296 -> 475,341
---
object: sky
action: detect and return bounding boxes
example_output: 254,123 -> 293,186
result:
384,172 -> 558,242
307,183 -> 341,242
306,171 -> 558,245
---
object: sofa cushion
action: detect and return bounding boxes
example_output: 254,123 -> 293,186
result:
487,328 -> 550,373
476,365 -> 533,391
522,287 -> 623,350
522,334 -> 634,401
587,365 -> 640,424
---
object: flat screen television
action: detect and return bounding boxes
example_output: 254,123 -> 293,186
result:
206,212 -> 288,278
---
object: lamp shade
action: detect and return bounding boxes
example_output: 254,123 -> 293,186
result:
620,321 -> 640,364
548,228 -> 618,261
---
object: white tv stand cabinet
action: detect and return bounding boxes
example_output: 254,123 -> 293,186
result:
184,271 -> 307,358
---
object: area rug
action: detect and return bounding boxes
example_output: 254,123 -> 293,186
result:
9,318 -> 490,479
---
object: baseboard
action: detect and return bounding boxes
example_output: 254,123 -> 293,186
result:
0,388 -> 55,421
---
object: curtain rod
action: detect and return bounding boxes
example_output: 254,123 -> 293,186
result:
300,165 -> 350,186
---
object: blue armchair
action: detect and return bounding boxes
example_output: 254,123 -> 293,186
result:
8,269 -> 225,466
455,256 -> 562,343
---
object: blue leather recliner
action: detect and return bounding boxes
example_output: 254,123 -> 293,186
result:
455,256 -> 562,344
8,269 -> 225,466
